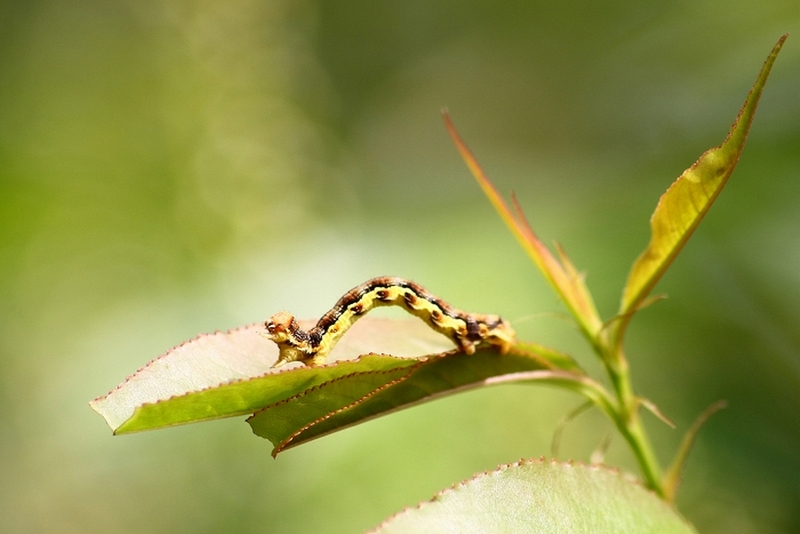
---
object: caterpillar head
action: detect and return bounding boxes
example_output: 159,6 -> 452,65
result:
263,311 -> 298,343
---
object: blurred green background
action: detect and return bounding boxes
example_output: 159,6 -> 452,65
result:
1,1 -> 798,532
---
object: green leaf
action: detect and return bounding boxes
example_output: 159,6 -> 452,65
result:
371,459 -> 698,534
619,36 -> 787,324
248,345 -> 585,456
90,318 -> 582,440
90,318 -> 455,433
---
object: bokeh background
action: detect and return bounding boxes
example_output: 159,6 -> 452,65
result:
1,1 -> 799,532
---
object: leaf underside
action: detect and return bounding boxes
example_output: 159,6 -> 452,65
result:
372,459 -> 697,534
249,344 -> 582,456
90,318 -> 456,433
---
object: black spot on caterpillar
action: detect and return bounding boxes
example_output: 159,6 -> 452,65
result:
263,276 -> 516,367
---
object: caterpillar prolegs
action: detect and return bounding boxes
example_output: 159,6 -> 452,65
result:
264,276 -> 516,367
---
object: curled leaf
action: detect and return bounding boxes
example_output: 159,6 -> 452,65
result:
617,35 -> 787,344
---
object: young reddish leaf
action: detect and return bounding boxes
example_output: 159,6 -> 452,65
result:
443,113 -> 603,342
249,345 -> 585,456
619,36 -> 787,327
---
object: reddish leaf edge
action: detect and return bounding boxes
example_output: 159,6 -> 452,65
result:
253,344 -> 582,456
89,321 -> 268,405
106,352 -> 422,435
266,370 -> 593,457
95,333 -> 573,436
250,362 -> 424,457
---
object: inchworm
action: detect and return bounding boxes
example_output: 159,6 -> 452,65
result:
264,276 -> 516,367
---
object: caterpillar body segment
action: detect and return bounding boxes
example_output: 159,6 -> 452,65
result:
264,277 -> 516,368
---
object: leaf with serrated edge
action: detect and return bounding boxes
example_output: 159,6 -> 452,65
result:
249,347 -> 585,456
619,36 -> 787,323
90,318 -> 454,433
91,317 -> 582,436
249,362 -> 423,456
371,459 -> 697,534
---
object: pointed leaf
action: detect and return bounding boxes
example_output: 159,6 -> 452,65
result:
248,345 -> 585,456
620,36 -> 787,321
372,459 -> 697,534
443,113 -> 603,341
90,318 -> 455,433
90,318 -> 583,440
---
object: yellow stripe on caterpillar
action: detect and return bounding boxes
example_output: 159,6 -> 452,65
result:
263,276 -> 516,367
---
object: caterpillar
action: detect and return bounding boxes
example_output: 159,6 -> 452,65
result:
264,276 -> 516,368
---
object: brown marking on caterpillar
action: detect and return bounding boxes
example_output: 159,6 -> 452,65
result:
263,276 -> 516,367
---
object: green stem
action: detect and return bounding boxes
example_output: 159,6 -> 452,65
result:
619,404 -> 664,497
602,344 -> 665,496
